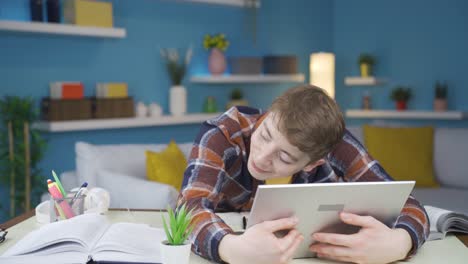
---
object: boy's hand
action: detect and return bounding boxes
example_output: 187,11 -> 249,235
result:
310,212 -> 412,264
219,217 -> 304,264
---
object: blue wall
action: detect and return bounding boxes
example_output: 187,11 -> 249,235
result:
0,0 -> 333,221
334,0 -> 468,127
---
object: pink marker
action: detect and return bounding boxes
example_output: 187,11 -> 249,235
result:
48,182 -> 75,219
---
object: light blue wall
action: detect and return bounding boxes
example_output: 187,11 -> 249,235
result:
334,0 -> 468,127
0,0 -> 333,221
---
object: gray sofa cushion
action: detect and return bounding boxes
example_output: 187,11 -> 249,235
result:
412,187 -> 468,214
434,128 -> 468,188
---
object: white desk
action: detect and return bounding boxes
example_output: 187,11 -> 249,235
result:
1,210 -> 467,263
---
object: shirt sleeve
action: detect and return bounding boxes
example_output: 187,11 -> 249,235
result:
327,130 -> 430,257
177,122 -> 235,263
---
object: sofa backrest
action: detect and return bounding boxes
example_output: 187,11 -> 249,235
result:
75,141 -> 193,187
346,126 -> 468,188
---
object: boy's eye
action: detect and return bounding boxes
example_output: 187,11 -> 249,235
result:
279,153 -> 292,164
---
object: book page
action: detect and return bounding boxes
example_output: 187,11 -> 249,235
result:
92,222 -> 165,263
424,206 -> 451,232
2,213 -> 109,257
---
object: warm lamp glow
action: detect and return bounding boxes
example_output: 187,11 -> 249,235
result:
310,52 -> 335,98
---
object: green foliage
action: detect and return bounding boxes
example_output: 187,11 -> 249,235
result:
435,81 -> 448,99
0,96 -> 47,217
230,88 -> 243,100
203,33 -> 230,51
390,86 -> 412,102
358,53 -> 376,66
160,47 -> 193,86
162,203 -> 194,245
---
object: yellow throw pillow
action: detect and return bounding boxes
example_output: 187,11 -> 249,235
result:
363,125 -> 439,187
146,140 -> 188,191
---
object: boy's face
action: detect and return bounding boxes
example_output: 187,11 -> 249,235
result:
248,112 -> 323,181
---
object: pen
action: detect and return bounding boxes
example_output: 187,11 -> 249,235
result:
242,216 -> 247,230
70,182 -> 88,205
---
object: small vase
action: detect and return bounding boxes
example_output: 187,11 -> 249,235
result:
208,48 -> 226,75
160,240 -> 191,264
169,85 -> 187,116
360,63 -> 371,77
433,99 -> 447,112
396,101 -> 407,111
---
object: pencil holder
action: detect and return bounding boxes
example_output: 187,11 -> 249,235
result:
49,193 -> 86,222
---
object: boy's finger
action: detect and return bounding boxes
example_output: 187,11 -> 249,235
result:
281,234 -> 304,263
340,212 -> 379,228
262,217 -> 299,232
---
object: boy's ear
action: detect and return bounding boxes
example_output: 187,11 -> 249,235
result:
303,159 -> 325,172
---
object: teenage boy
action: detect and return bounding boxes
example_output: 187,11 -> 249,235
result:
178,85 -> 429,264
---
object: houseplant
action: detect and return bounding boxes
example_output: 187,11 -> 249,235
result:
0,96 -> 47,218
434,81 -> 448,112
161,203 -> 194,264
203,33 -> 230,75
160,47 -> 193,116
358,53 -> 375,77
226,88 -> 248,110
390,86 -> 412,111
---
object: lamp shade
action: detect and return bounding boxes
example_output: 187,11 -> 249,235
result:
310,52 -> 335,98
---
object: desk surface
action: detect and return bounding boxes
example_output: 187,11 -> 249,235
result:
1,210 -> 467,263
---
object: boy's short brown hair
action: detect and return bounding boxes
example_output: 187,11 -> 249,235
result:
270,85 -> 345,162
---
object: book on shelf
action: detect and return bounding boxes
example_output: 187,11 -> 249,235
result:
50,82 -> 84,99
0,213 -> 165,264
424,205 -> 468,241
96,82 -> 128,98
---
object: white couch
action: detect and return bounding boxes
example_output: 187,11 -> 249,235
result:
347,126 -> 468,214
60,127 -> 468,214
59,141 -> 194,210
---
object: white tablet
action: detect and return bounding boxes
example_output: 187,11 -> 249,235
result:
247,181 -> 415,259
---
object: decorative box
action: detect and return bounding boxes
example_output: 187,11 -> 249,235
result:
63,0 -> 113,28
229,57 -> 263,75
263,55 -> 298,74
41,98 -> 92,121
92,97 -> 134,119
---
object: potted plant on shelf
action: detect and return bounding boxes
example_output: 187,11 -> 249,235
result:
161,203 -> 194,264
434,81 -> 448,112
390,86 -> 412,111
203,33 -> 230,75
226,88 -> 248,110
358,53 -> 375,77
160,47 -> 193,116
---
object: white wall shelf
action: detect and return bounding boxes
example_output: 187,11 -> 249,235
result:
346,110 -> 467,120
344,77 -> 387,86
32,113 -> 220,132
191,74 -> 305,84
0,20 -> 126,38
180,0 -> 260,8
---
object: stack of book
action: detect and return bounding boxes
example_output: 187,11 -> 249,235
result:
43,82 -> 91,121
41,82 -> 134,121
94,83 -> 134,119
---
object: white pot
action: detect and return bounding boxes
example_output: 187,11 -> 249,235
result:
160,240 -> 191,264
169,85 -> 187,116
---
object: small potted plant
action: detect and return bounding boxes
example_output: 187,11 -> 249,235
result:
203,33 -> 230,75
160,203 -> 194,264
434,81 -> 448,112
358,53 -> 376,77
226,88 -> 249,110
390,86 -> 412,111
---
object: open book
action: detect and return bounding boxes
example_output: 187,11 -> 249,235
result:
1,213 -> 165,264
425,205 -> 468,241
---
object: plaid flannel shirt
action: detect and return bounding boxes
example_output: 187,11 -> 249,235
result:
178,106 -> 430,263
